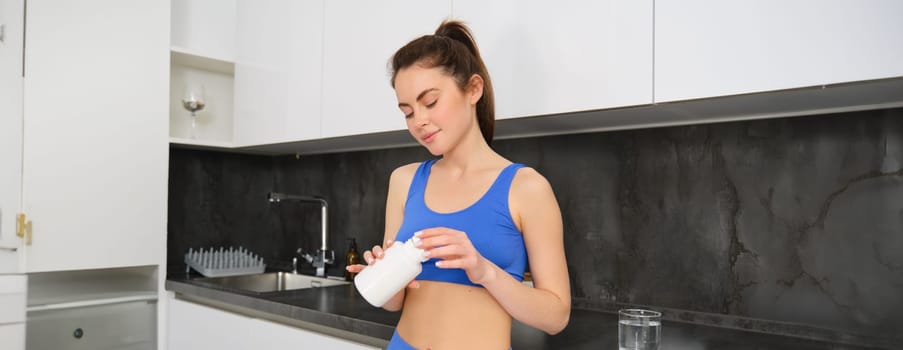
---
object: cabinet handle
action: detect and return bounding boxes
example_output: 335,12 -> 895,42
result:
0,246 -> 16,252
0,24 -> 5,43
16,213 -> 32,245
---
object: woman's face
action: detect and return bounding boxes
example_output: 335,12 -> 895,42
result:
394,65 -> 479,156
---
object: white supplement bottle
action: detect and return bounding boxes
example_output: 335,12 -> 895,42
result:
354,234 -> 427,307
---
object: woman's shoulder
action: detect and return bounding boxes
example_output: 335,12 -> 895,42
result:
508,166 -> 559,233
388,161 -> 426,189
391,161 -> 423,178
510,166 -> 555,201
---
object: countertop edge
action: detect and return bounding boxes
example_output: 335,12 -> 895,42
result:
165,278 -> 893,350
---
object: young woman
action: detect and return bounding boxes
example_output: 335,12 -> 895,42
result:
346,20 -> 570,350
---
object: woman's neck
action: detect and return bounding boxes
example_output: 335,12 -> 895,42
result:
439,128 -> 502,173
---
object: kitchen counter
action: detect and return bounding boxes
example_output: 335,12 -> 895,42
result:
166,275 -> 879,349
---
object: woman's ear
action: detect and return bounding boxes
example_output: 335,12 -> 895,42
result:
466,74 -> 484,105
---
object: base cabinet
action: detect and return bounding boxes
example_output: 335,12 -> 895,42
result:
0,275 -> 26,350
168,297 -> 378,350
0,324 -> 25,350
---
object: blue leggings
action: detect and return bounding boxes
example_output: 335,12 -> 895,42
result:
386,330 -> 513,350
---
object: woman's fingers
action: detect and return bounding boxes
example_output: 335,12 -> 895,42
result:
362,250 -> 375,265
430,253 -> 480,269
433,258 -> 462,269
345,264 -> 367,273
415,228 -> 463,250
417,230 -> 474,259
414,228 -> 484,274
422,244 -> 464,259
415,227 -> 457,240
362,241 -> 395,265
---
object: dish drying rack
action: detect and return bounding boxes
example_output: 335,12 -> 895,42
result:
185,246 -> 265,277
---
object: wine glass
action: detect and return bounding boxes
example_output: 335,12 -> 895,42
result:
181,86 -> 206,139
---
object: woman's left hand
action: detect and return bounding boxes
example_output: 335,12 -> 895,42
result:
415,227 -> 495,284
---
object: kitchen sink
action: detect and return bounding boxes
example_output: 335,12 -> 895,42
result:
194,272 -> 349,293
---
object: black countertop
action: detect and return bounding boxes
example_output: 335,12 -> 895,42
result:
166,275 -> 878,350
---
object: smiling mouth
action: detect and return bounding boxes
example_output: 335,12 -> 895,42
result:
422,130 -> 440,142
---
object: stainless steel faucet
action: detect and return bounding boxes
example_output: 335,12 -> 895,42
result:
268,192 -> 334,277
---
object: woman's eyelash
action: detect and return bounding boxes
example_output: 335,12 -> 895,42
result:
402,99 -> 436,118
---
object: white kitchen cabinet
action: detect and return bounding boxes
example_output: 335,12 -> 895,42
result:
233,0 -> 324,146
453,0 -> 653,120
169,58 -> 235,145
168,297 -> 378,350
0,275 -> 26,350
170,0 -> 236,147
167,297 -> 253,350
655,0 -> 903,103
321,0 -> 452,138
171,0 -> 236,62
21,0 -> 168,272
0,0 -> 23,275
0,323 -> 25,350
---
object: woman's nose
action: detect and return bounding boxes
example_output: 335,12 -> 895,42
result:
411,110 -> 430,127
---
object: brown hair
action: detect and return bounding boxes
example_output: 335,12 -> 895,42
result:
390,20 -> 495,145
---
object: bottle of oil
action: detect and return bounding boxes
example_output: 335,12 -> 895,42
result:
344,238 -> 361,281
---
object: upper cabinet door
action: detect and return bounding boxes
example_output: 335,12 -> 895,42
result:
171,0 -> 236,61
0,0 -> 24,273
233,0 -> 324,146
321,0 -> 451,138
22,0 -> 168,272
655,0 -> 903,103
454,0 -> 653,119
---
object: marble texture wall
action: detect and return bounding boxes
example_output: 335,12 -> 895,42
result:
168,108 -> 903,347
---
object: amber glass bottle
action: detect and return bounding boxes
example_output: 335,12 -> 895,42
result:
344,238 -> 361,281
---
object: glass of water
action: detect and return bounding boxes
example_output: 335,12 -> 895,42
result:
619,308 -> 661,350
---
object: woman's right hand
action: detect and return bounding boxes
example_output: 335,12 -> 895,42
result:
344,242 -> 386,274
345,240 -> 420,289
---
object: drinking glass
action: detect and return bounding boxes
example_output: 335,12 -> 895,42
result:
619,308 -> 661,350
181,85 -> 206,139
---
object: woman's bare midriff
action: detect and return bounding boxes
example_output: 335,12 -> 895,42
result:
396,280 -> 511,350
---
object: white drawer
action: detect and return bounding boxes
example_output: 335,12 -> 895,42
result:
27,300 -> 156,350
0,323 -> 26,350
0,275 -> 26,324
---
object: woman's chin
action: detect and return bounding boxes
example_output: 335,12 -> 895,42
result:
426,147 -> 444,156
416,138 -> 445,156
421,143 -> 444,156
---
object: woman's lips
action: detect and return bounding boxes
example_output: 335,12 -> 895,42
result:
422,130 -> 439,143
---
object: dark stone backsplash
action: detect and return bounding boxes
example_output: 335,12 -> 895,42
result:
168,107 -> 903,348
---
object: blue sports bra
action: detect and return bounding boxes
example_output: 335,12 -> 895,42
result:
393,160 -> 528,287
